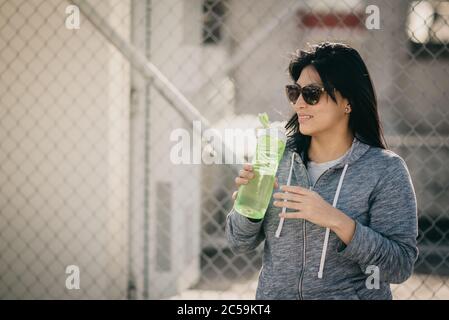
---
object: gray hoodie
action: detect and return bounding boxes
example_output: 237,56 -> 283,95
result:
225,137 -> 418,300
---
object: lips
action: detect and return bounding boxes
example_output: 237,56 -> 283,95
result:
298,114 -> 313,123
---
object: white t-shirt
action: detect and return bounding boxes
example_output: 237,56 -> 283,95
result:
307,148 -> 350,186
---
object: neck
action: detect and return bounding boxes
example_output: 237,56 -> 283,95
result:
308,130 -> 354,164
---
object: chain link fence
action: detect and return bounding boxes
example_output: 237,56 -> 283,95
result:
1,0 -> 449,299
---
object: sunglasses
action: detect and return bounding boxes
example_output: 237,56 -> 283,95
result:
285,83 -> 325,105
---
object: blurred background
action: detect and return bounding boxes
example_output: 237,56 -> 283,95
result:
1,0 -> 449,299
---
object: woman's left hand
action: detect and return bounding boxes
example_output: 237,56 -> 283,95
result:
273,185 -> 341,230
273,185 -> 356,244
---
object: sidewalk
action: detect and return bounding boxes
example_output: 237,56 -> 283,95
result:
170,273 -> 449,300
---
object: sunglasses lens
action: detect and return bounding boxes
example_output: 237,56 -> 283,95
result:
285,84 -> 323,105
285,85 -> 299,103
302,86 -> 322,105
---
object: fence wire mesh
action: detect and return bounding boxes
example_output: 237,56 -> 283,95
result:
1,0 -> 449,299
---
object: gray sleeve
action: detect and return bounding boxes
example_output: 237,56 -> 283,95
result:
225,208 -> 265,254
337,156 -> 419,284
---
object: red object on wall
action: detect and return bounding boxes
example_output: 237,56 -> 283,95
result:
297,10 -> 364,28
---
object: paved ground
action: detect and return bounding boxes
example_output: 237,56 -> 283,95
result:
170,273 -> 449,300
169,245 -> 449,300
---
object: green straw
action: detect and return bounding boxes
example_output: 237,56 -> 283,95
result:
258,112 -> 270,128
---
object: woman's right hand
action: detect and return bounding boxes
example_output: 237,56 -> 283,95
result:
232,164 -> 278,201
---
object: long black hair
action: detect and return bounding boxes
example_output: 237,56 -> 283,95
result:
285,42 -> 387,162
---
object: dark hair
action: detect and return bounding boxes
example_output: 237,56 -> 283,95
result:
285,41 -> 387,162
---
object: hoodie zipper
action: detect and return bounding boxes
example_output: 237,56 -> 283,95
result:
297,160 -> 333,300
298,218 -> 306,300
296,141 -> 355,298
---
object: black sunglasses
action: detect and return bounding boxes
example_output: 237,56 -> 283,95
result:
285,83 -> 325,105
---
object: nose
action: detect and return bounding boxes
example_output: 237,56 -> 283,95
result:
293,94 -> 307,110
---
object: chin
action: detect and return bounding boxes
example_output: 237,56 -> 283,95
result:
299,125 -> 315,136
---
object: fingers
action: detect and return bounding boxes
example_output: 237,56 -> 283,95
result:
279,211 -> 304,219
235,163 -> 255,187
238,169 -> 255,180
235,176 -> 249,186
273,200 -> 301,211
273,192 -> 302,202
280,185 -> 311,195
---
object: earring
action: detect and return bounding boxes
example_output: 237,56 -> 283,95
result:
345,105 -> 351,113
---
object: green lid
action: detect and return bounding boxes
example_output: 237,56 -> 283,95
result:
258,112 -> 270,128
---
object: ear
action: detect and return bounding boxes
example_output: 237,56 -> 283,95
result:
336,92 -> 351,113
345,103 -> 352,114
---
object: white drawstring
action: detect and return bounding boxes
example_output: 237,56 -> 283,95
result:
317,163 -> 349,279
275,152 -> 295,238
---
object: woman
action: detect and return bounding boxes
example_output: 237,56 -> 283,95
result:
225,42 -> 418,300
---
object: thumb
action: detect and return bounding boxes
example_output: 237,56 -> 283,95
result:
232,190 -> 238,201
274,177 -> 279,189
